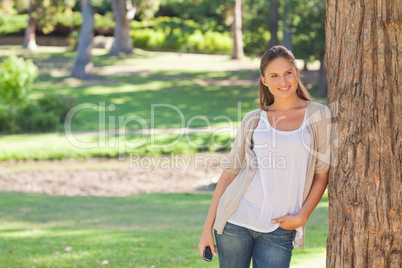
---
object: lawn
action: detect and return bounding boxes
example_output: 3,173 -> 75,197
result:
0,46 -> 260,132
0,132 -> 232,161
0,46 -> 326,161
0,192 -> 328,267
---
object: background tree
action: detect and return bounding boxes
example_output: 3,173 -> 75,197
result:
268,0 -> 279,48
326,0 -> 400,267
23,0 -> 75,50
231,0 -> 244,59
24,0 -> 37,49
71,0 -> 94,79
110,0 -> 159,56
110,0 -> 136,56
281,0 -> 293,51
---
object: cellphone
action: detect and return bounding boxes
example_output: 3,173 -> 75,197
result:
203,246 -> 213,262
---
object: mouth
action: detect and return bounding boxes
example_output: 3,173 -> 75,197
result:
278,86 -> 291,91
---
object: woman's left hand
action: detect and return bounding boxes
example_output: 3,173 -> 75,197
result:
271,214 -> 307,230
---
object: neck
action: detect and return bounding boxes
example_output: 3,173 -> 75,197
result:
269,96 -> 307,111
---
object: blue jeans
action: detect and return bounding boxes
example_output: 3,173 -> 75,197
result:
214,222 -> 294,268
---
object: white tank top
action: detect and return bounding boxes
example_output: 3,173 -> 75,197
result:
228,108 -> 311,234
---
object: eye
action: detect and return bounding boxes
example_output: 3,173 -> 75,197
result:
286,71 -> 292,75
271,74 -> 278,78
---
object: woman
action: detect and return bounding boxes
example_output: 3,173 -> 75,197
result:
198,45 -> 331,267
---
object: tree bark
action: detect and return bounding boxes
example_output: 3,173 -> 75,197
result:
71,0 -> 94,79
268,1 -> 279,48
23,0 -> 37,50
110,0 -> 136,56
326,0 -> 401,267
231,0 -> 244,60
316,50 -> 328,98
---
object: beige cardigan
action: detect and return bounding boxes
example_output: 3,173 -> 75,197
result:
213,101 -> 332,249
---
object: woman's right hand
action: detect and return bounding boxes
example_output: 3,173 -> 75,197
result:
197,171 -> 236,258
198,229 -> 217,257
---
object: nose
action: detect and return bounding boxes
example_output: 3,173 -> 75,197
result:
279,75 -> 287,85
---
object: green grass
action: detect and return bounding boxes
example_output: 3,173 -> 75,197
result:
0,192 -> 328,267
0,46 -> 326,161
0,132 -> 232,161
0,46 -> 262,132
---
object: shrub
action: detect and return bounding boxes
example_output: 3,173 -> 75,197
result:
186,30 -> 204,52
40,94 -> 75,124
17,101 -> 41,132
56,11 -> 83,28
94,12 -> 115,28
0,55 -> 38,108
0,94 -> 75,134
30,112 -> 60,133
0,107 -> 16,133
132,28 -> 165,49
203,30 -> 232,53
0,14 -> 28,36
130,17 -> 232,54
0,55 -> 38,133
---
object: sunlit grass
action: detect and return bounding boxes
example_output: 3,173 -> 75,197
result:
0,46 -> 326,161
0,132 -> 233,161
0,192 -> 328,267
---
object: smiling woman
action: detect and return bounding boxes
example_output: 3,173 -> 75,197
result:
198,45 -> 331,268
258,46 -> 312,110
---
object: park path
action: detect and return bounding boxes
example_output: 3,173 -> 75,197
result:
0,152 -> 226,196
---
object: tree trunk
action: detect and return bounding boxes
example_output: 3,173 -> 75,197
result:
316,50 -> 328,98
282,1 -> 292,51
71,0 -> 94,80
23,0 -> 37,50
231,0 -> 244,60
110,0 -> 136,56
326,0 -> 401,267
268,1 -> 279,48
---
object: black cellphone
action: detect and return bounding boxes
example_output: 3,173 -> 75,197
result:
203,246 -> 213,262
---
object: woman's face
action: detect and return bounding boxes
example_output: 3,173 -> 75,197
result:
261,57 -> 300,101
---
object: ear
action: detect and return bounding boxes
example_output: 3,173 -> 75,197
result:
260,75 -> 267,86
296,68 -> 299,78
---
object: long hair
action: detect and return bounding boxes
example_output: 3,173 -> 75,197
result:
259,45 -> 312,110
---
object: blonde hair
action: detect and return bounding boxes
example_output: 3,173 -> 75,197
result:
259,45 -> 312,110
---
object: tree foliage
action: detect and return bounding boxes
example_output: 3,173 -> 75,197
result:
73,0 -> 159,20
3,0 -> 326,61
158,0 -> 231,26
287,0 -> 326,61
20,0 -> 75,34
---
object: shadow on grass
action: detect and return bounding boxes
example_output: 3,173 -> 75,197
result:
0,192 -> 213,267
36,69 -> 260,132
0,192 -> 210,228
0,192 -> 328,267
